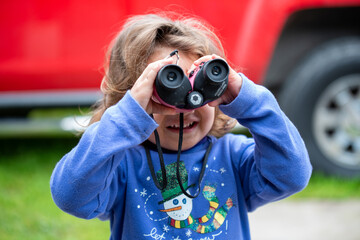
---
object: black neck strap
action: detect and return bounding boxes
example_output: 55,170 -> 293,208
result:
145,113 -> 212,199
145,128 -> 167,190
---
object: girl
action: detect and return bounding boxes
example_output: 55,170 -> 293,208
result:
51,13 -> 312,239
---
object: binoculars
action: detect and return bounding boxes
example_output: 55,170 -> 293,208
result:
154,58 -> 229,111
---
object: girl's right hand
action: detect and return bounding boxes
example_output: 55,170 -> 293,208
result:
130,57 -> 177,115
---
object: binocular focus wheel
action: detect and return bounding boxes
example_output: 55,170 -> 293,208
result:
187,91 -> 203,108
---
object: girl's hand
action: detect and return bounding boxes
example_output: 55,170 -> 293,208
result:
130,57 -> 177,115
188,54 -> 243,107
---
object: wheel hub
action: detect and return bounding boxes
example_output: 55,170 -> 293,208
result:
313,74 -> 360,169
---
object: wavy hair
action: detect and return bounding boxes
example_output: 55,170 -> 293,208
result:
89,12 -> 236,137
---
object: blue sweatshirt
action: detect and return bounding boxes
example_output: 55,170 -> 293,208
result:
50,75 -> 312,240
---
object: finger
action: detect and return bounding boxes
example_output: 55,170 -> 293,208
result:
188,54 -> 219,75
139,57 -> 174,81
193,54 -> 218,65
143,68 -> 158,86
141,57 -> 176,91
133,57 -> 174,93
227,69 -> 243,96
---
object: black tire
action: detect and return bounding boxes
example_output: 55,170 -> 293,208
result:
279,37 -> 360,178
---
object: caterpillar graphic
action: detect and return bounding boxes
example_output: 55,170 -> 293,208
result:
156,161 -> 235,234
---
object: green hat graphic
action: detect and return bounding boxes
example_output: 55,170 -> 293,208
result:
157,161 -> 193,204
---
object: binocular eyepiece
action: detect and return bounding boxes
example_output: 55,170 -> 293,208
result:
154,58 -> 229,110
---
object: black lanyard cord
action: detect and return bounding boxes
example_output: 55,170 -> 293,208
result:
176,113 -> 213,199
145,115 -> 167,190
145,113 -> 212,198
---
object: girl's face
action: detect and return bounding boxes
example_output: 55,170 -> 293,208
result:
147,47 -> 215,151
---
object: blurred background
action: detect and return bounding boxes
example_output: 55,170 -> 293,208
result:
1,0 -> 360,239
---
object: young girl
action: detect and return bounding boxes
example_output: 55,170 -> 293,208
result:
51,13 -> 312,239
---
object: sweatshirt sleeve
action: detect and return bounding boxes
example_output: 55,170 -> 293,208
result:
50,91 -> 158,219
220,74 -> 312,211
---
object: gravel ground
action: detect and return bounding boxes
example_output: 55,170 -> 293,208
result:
249,200 -> 360,240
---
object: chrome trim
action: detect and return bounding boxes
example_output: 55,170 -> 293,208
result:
0,90 -> 102,108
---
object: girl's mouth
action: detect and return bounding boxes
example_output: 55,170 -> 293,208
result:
167,121 -> 198,132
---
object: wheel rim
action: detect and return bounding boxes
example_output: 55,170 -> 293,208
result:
313,74 -> 360,169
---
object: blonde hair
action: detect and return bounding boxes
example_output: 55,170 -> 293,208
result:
90,12 -> 236,137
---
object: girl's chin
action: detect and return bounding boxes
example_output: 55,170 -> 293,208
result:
164,143 -> 196,151
160,136 -> 199,151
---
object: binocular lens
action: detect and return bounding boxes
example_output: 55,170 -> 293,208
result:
157,65 -> 184,88
211,66 -> 222,76
205,59 -> 229,82
167,72 -> 177,81
155,64 -> 192,109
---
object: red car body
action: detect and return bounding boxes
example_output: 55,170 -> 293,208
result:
1,0 -> 360,177
1,0 -> 358,103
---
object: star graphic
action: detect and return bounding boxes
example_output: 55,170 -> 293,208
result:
163,225 -> 170,232
220,168 -> 226,174
140,188 -> 147,197
193,167 -> 200,172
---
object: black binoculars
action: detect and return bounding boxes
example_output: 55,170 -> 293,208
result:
154,58 -> 229,110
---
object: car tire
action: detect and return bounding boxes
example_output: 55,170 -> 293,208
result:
279,37 -> 360,178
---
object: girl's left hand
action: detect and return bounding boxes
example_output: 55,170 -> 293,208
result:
130,57 -> 177,115
188,54 -> 243,107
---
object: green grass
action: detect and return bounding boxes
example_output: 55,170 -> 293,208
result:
0,139 -> 109,240
290,172 -> 360,200
28,107 -> 91,119
0,138 -> 359,239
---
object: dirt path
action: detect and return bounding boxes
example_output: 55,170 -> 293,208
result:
249,200 -> 360,240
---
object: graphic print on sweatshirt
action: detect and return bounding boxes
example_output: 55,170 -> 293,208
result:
134,158 -> 236,240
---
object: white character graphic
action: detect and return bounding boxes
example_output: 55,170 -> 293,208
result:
160,192 -> 193,221
156,161 -> 235,234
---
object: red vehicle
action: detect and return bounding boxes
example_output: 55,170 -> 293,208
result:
1,0 -> 360,177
